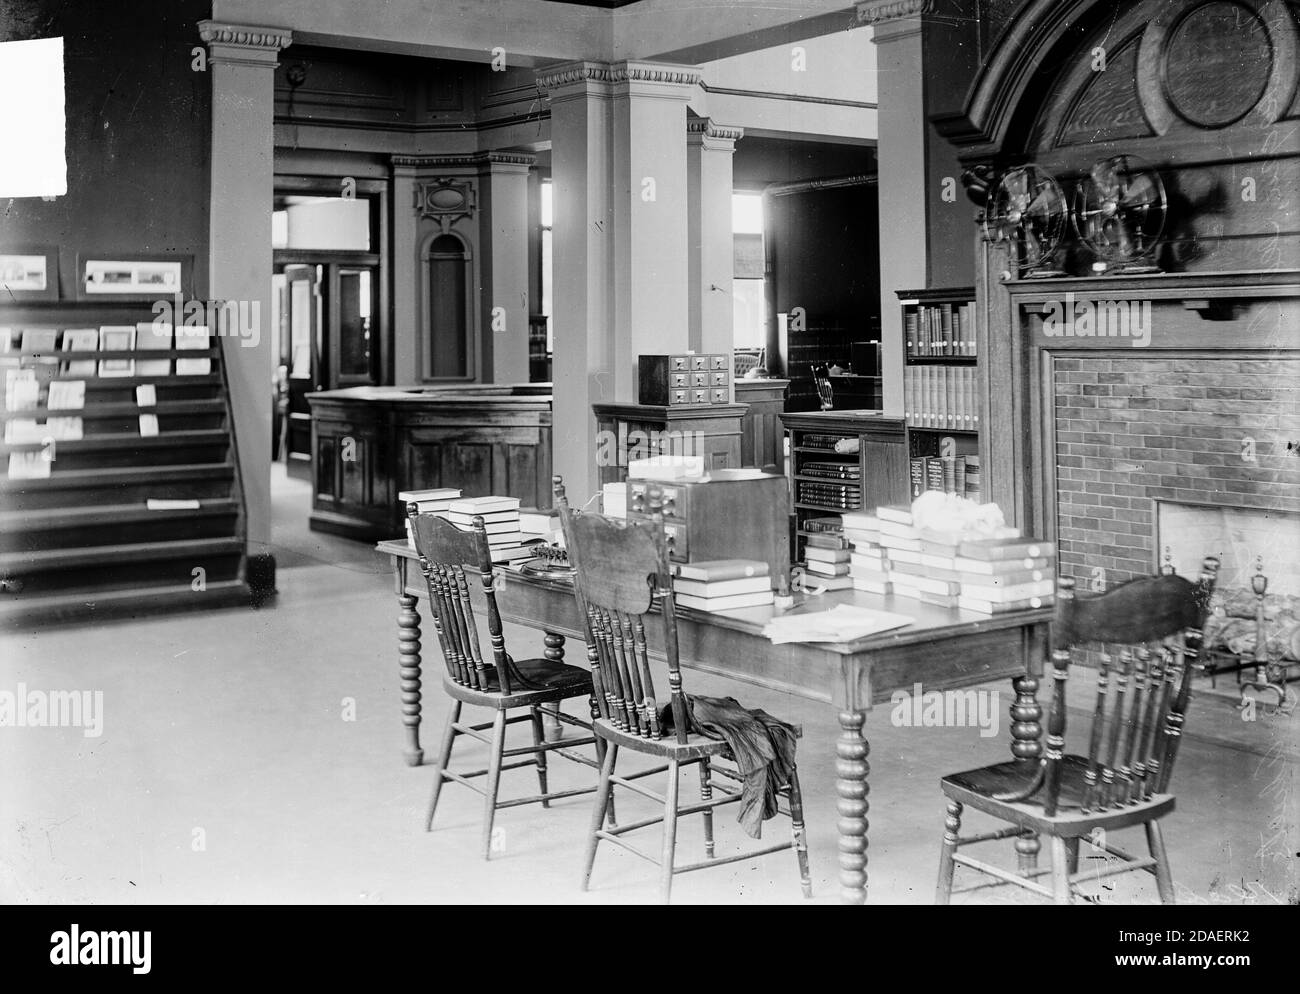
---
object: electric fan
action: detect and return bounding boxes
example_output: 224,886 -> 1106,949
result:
1073,154 -> 1167,274
984,164 -> 1068,278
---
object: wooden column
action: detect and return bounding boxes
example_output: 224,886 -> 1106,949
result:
479,153 -> 535,385
199,20 -> 291,561
686,118 -> 743,356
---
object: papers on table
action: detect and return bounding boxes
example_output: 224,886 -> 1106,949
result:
762,604 -> 914,645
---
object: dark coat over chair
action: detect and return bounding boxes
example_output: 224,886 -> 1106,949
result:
554,475 -> 812,903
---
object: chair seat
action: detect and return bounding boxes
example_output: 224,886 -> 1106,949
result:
942,755 -> 1175,835
443,657 -> 593,707
593,714 -> 802,760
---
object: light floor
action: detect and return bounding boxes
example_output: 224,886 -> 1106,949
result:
1,465 -> 1296,905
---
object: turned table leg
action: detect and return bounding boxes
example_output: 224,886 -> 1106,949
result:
397,588 -> 424,767
541,631 -> 566,742
1010,672 -> 1043,870
836,708 -> 870,905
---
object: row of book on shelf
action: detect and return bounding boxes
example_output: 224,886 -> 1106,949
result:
903,364 -> 978,431
801,506 -> 1055,614
910,455 -> 980,501
1,325 -> 211,378
904,301 -> 976,357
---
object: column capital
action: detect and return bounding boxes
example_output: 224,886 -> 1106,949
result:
537,60 -> 701,103
687,118 -> 743,152
198,21 -> 292,67
855,0 -> 933,25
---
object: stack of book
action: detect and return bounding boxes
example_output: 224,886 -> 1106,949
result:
400,488 -> 461,549
673,559 -> 774,613
448,496 -> 537,561
843,510 -> 891,595
801,532 -> 853,591
909,455 -> 981,500
953,538 -> 1055,613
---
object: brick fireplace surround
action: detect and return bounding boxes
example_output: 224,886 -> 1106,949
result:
1053,355 -> 1300,587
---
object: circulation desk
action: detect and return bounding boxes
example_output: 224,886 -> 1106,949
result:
379,539 -> 1051,905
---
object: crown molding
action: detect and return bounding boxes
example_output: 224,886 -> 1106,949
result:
687,119 -> 744,143
391,151 -> 537,170
536,60 -> 702,96
198,21 -> 292,67
855,0 -> 934,25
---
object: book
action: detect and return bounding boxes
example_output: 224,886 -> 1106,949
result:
450,518 -> 519,535
5,371 -> 39,412
675,559 -> 769,583
490,542 -> 543,563
909,457 -> 925,499
805,559 -> 851,577
45,416 -> 82,441
449,496 -> 520,515
147,498 -> 201,511
951,555 -> 1053,574
878,533 -> 922,553
804,532 -> 850,551
960,568 -> 1051,589
134,383 -> 156,408
958,595 -> 1053,614
884,547 -> 924,565
135,321 -> 173,376
852,576 -> 892,596
801,573 -> 854,591
803,545 -> 851,564
842,528 -> 881,548
7,450 -> 50,479
963,580 -> 1056,603
449,509 -> 519,525
925,457 -> 945,493
958,538 -> 1054,561
174,325 -> 211,374
675,589 -> 774,613
20,329 -> 58,354
48,380 -> 86,411
840,512 -> 881,531
485,531 -> 524,547
674,575 -> 773,599
888,573 -> 962,597
876,505 -> 913,525
98,326 -> 136,377
398,488 -> 461,503
60,329 -> 99,375
138,413 -> 159,437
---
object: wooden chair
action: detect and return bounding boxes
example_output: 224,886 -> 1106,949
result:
936,557 -> 1220,904
554,476 -> 812,903
407,505 -> 605,859
811,363 -> 834,410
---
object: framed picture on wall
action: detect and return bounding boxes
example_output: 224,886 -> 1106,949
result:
0,246 -> 59,300
77,253 -> 192,301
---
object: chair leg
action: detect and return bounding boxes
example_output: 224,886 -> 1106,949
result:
591,711 -> 616,828
787,766 -> 813,899
935,800 -> 963,905
659,760 -> 681,905
1146,821 -> 1175,904
698,757 -> 715,860
581,742 -> 617,891
1049,836 -> 1073,905
425,700 -> 462,831
481,709 -> 508,861
1065,836 -> 1080,876
529,706 -> 550,808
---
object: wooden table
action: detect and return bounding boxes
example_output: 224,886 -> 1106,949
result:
379,539 -> 1052,905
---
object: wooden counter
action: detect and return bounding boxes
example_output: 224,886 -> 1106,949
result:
307,384 -> 552,541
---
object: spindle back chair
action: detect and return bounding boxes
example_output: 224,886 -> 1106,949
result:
936,556 -> 1219,904
407,506 -> 603,860
554,476 -> 811,903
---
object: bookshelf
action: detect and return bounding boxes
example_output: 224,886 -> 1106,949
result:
778,410 -> 908,563
0,320 -> 258,624
896,286 -> 980,501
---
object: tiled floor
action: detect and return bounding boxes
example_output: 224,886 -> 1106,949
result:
1,465 -> 1295,904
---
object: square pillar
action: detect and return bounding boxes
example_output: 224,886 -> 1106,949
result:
478,153 -> 535,385
858,0 -> 930,418
538,60 -> 701,503
687,119 -> 743,355
199,20 -> 291,563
